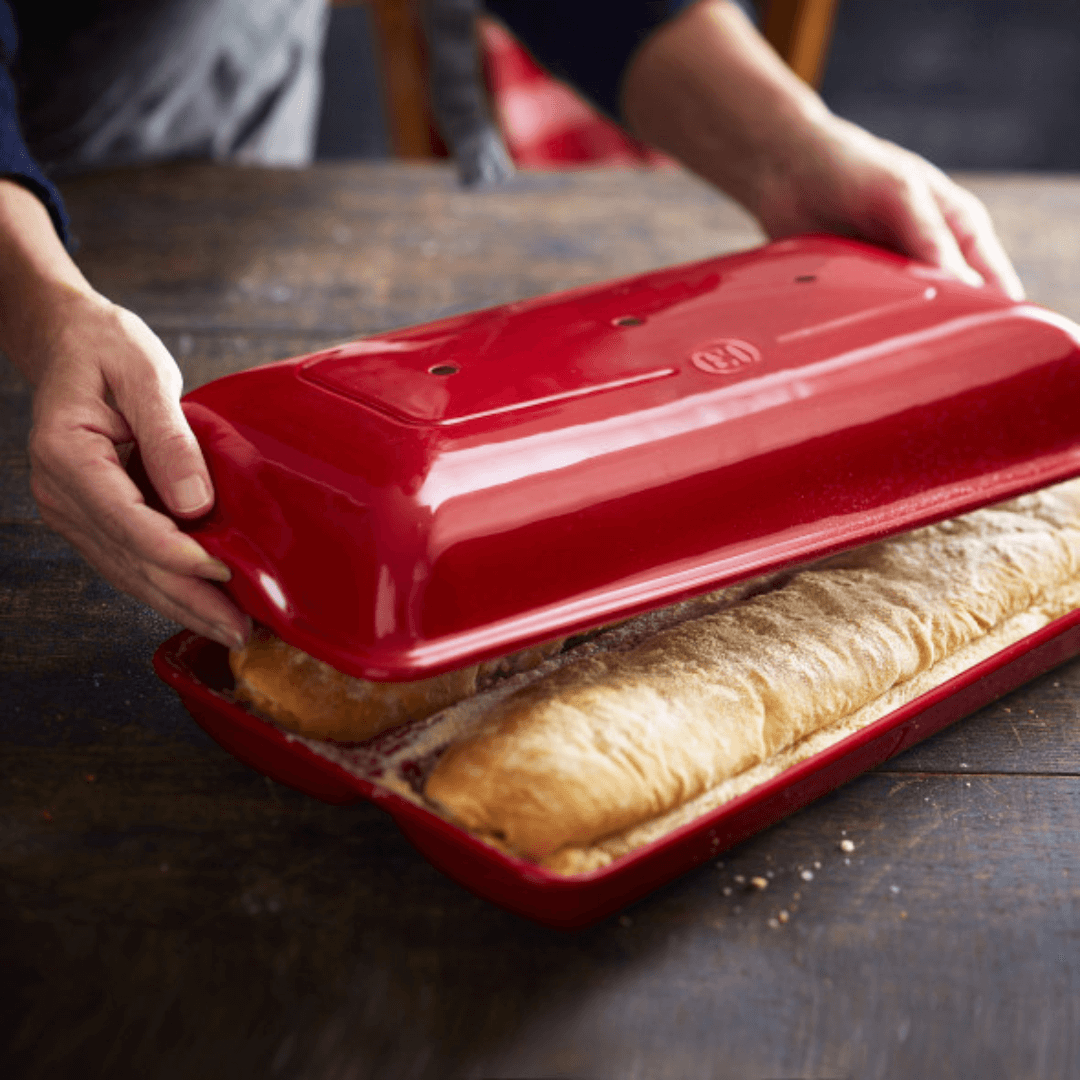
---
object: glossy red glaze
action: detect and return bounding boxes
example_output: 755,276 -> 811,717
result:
177,236 -> 1080,679
155,612 -> 1080,928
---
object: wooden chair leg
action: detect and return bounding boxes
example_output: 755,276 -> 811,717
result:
338,0 -> 435,157
762,0 -> 839,88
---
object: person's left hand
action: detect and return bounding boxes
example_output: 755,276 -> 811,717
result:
754,112 -> 1025,300
621,0 -> 1025,301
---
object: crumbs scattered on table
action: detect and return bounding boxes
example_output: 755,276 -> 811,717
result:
840,838 -> 855,853
750,876 -> 769,890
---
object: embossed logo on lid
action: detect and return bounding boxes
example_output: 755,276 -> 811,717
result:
691,338 -> 761,375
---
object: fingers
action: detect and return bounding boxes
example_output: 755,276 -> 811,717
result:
24,297 -> 252,649
762,117 -> 1026,300
34,424 -> 226,578
866,148 -> 1025,299
869,166 -> 985,290
30,421 -> 250,649
928,176 -> 1026,301
66,513 -> 250,647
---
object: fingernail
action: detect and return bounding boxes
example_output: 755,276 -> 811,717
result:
202,558 -> 232,583
214,624 -> 247,651
179,536 -> 228,579
172,474 -> 212,515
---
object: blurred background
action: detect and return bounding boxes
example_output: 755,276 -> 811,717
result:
316,0 -> 1080,171
820,0 -> 1080,170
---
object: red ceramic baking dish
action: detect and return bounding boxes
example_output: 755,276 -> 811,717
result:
155,610 -> 1080,929
150,234 -> 1080,926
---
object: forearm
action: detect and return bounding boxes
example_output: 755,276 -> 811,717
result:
622,0 -> 1022,298
0,178 -> 94,383
622,0 -> 830,219
1,177 -> 245,645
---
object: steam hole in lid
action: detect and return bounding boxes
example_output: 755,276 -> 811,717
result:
428,364 -> 459,376
612,315 -> 643,327
795,275 -> 816,283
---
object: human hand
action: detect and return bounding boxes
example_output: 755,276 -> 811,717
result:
622,0 -> 1024,300
23,288 -> 251,649
753,113 -> 1025,300
0,178 -> 248,648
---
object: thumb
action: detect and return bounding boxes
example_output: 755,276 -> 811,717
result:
112,351 -> 215,519
141,401 -> 215,519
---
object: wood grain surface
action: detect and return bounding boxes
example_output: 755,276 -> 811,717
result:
4,162 -> 1080,1080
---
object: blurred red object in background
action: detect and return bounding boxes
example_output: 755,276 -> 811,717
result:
479,18 -> 669,169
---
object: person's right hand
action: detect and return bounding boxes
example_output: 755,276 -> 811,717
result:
28,290 -> 251,649
1,179 -> 249,649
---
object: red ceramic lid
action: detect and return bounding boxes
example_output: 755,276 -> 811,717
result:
175,236 -> 1080,679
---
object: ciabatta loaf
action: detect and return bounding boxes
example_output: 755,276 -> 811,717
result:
230,630 -> 564,742
425,480 -> 1080,866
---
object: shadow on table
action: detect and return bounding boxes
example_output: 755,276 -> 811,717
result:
1,777 -> 708,1080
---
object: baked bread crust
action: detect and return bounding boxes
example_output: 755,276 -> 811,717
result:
425,480 -> 1080,865
230,631 -> 566,742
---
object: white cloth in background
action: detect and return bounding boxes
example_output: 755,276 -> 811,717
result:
18,0 -> 327,174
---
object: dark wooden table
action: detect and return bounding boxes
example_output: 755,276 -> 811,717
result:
4,163 -> 1080,1080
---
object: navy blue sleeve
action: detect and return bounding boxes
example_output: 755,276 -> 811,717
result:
0,2 -> 70,246
483,0 -> 696,122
